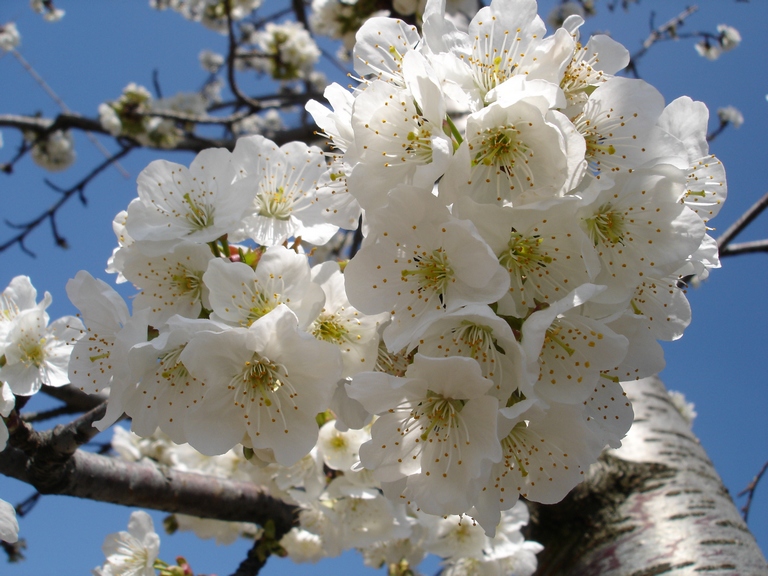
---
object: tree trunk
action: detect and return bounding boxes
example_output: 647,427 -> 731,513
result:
527,376 -> 768,575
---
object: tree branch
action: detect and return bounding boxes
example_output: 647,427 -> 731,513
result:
716,191 -> 768,252
0,443 -> 297,535
720,239 -> 768,257
0,145 -> 133,255
738,460 -> 768,523
41,384 -> 108,413
626,6 -> 699,78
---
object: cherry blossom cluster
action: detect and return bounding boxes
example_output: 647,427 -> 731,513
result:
304,0 -> 726,534
1,0 -> 730,570
98,83 -> 209,149
65,69 -> 544,571
0,275 -> 85,548
309,0 -> 477,58
242,20 -> 321,82
695,24 -> 741,60
149,0 -> 263,33
109,426 -> 542,572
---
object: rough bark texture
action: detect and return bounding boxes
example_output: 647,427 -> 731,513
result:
527,376 -> 768,575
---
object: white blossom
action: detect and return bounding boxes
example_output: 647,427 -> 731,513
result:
231,135 -> 335,246
0,22 -> 20,51
668,389 -> 697,427
349,354 -> 502,517
28,130 -> 76,172
181,305 -> 342,463
344,186 -> 509,352
95,511 -> 160,576
199,49 -> 224,73
718,105 -> 744,128
0,307 -> 83,396
126,147 -> 253,254
0,498 -> 19,544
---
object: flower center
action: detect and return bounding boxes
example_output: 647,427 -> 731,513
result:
572,114 -> 616,174
498,230 -> 551,282
232,358 -> 287,408
543,324 -> 576,357
413,393 -> 466,442
171,267 -> 203,300
470,126 -> 527,171
246,293 -> 278,327
183,192 -> 215,232
560,43 -> 605,103
401,248 -> 453,306
256,186 -> 293,221
20,337 -> 46,368
468,31 -> 524,96
584,202 -> 625,246
404,121 -> 436,164
501,421 -> 531,477
159,346 -> 190,385
312,315 -> 349,345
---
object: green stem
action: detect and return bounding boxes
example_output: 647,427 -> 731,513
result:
445,114 -> 464,148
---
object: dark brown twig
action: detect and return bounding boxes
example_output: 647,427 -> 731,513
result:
720,239 -> 768,257
716,191 -> 768,252
625,6 -> 699,78
225,0 -> 266,111
41,384 -> 108,413
0,145 -> 133,255
737,460 -> 768,522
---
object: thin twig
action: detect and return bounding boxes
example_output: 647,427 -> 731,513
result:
15,492 -> 41,517
716,191 -> 768,252
707,120 -> 729,142
737,460 -> 768,522
10,48 -> 130,179
225,0 -> 266,111
719,239 -> 768,257
626,6 -> 699,78
291,0 -> 309,30
0,145 -> 133,255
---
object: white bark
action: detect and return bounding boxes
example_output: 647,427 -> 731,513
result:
528,376 -> 768,575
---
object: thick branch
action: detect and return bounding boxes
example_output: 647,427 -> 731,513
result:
0,446 -> 297,535
41,384 -> 108,413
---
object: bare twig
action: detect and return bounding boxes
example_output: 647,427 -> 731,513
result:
21,404 -> 87,424
2,400 -> 297,531
738,460 -> 768,522
626,6 -> 699,78
0,145 -> 133,255
716,191 -> 768,252
719,239 -> 768,257
10,49 -> 130,179
225,0 -> 266,111
230,522 -> 288,576
291,0 -> 310,30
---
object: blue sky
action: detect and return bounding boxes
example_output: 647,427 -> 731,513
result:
0,1 -> 766,574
